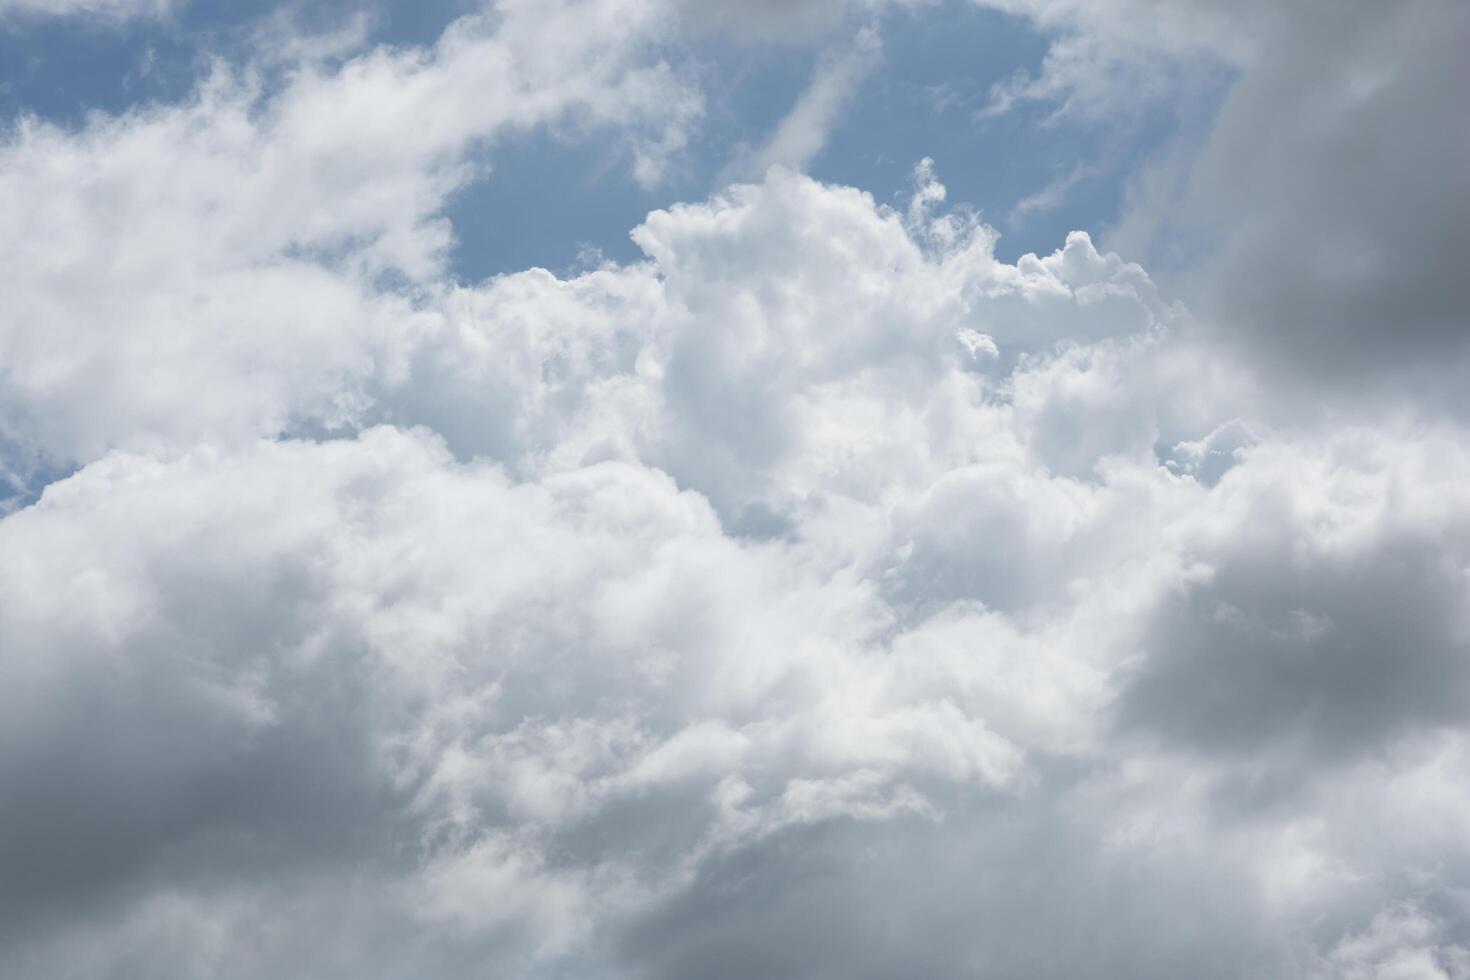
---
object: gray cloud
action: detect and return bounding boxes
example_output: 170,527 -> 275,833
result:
1097,0 -> 1470,395
1121,433 -> 1470,770
1191,0 -> 1470,383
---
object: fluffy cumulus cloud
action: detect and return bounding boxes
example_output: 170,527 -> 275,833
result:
3,1 -> 1469,978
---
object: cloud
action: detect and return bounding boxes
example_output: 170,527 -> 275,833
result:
0,0 -> 700,474
1007,161 -> 1101,224
0,424 -> 1019,974
1121,427 -> 1470,769
4,154 -> 1470,975
0,0 -> 182,21
730,27 -> 883,178
1312,905 -> 1470,980
3,2 -> 1469,976
977,0 -> 1470,394
1173,0 -> 1470,387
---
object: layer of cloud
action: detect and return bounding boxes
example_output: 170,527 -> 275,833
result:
2,0 -> 1468,976
4,161 -> 1470,976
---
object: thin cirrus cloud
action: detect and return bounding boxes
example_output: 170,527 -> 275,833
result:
1,0 -> 1469,978
0,0 -> 181,18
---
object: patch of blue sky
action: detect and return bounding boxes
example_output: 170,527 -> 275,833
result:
0,0 -> 471,126
0,11 -> 200,124
0,426 -> 75,515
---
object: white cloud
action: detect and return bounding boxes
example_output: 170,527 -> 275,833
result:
4,154 -> 1470,975
731,27 -> 883,178
0,0 -> 700,469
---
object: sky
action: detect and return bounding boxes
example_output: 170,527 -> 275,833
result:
1,1 -> 1469,977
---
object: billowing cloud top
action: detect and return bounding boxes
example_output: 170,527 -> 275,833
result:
2,1 -> 1469,978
